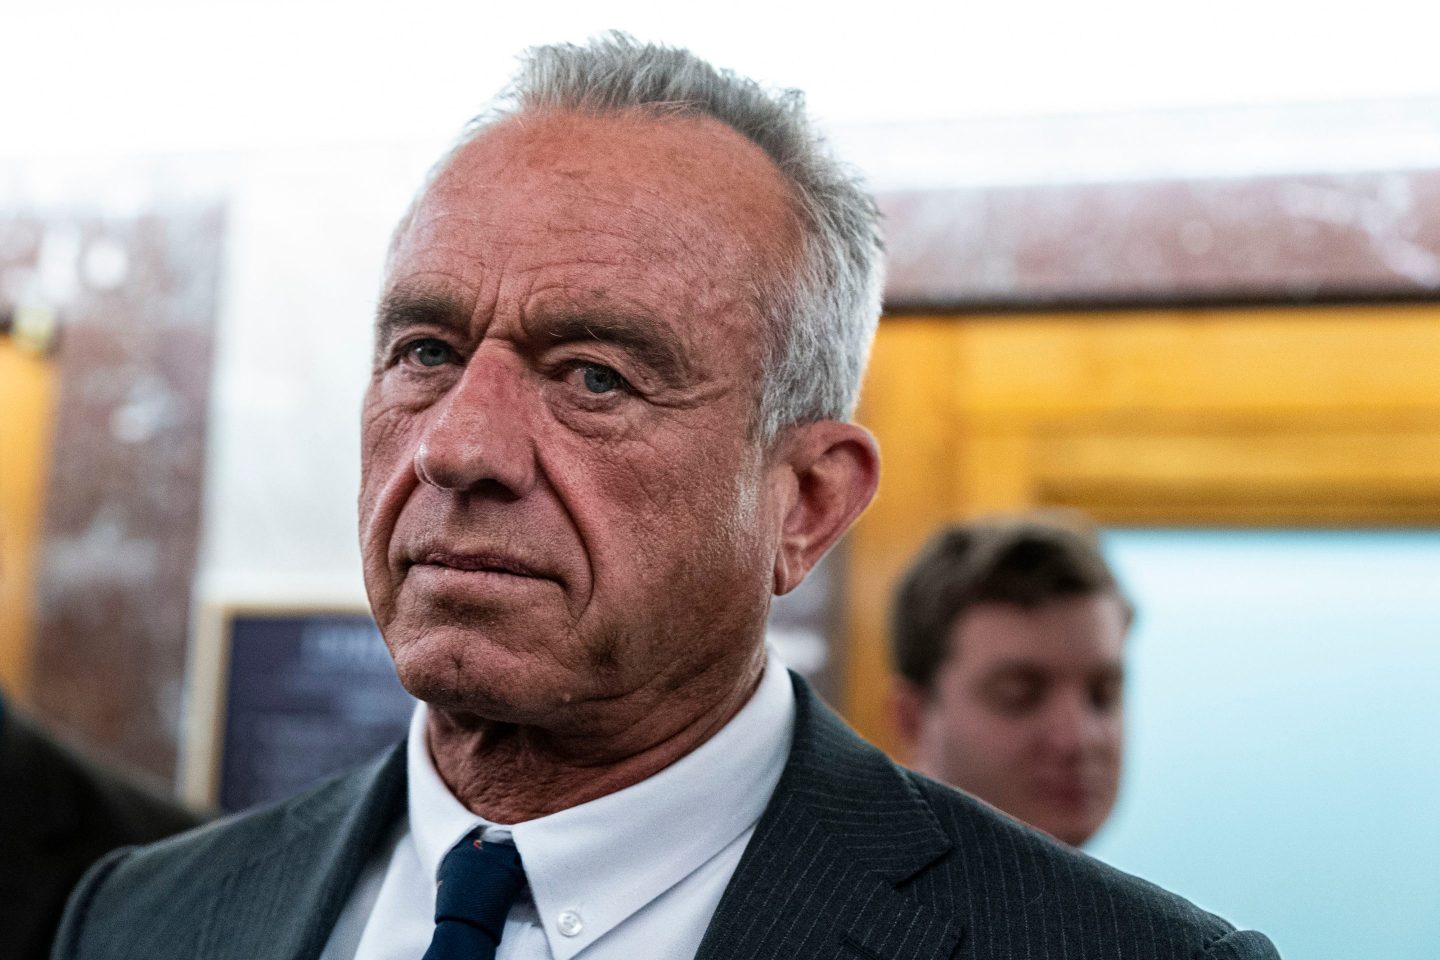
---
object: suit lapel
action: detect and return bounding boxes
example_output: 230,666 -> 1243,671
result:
199,743 -> 407,960
696,673 -> 964,960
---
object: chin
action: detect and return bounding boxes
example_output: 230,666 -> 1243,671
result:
1033,808 -> 1110,848
1047,824 -> 1099,847
385,622 -> 559,720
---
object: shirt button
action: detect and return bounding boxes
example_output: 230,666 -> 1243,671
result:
557,910 -> 584,937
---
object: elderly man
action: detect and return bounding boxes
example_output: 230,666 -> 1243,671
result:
890,516 -> 1131,848
54,35 -> 1279,960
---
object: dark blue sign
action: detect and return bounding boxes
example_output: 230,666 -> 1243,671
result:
219,613 -> 415,812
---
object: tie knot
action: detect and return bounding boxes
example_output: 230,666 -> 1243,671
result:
434,829 -> 527,940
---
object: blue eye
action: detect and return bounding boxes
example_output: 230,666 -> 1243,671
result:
408,339 -> 453,367
581,364 -> 625,394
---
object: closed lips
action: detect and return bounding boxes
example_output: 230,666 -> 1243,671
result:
414,551 -> 546,578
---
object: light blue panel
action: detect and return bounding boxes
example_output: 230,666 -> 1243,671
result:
1087,530 -> 1440,960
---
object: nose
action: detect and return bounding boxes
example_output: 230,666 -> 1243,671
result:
412,347 -> 537,497
1040,690 -> 1106,759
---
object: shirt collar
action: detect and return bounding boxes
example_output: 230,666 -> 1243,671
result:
406,652 -> 796,960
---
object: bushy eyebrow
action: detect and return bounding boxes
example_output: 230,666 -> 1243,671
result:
373,290 -> 468,359
532,309 -> 692,384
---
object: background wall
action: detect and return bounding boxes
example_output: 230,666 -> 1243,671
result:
1090,530 -> 1440,959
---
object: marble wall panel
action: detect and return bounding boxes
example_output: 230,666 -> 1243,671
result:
2,204 -> 223,780
880,169 -> 1440,309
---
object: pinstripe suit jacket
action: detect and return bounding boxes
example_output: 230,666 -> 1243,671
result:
54,673 -> 1279,959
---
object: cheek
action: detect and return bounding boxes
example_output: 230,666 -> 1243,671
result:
932,698 -> 1033,766
358,397 -> 425,565
669,442 -> 772,577
577,425 -> 759,535
1098,715 -> 1125,756
565,430 -> 772,615
360,393 -> 422,489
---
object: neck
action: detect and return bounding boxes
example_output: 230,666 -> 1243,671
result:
426,651 -> 766,823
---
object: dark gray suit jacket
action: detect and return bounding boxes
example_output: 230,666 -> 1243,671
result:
54,674 -> 1279,959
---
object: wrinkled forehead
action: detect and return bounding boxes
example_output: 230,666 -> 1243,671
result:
951,595 -> 1130,672
395,108 -> 803,287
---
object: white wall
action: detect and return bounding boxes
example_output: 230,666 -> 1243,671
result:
1091,530 -> 1440,960
194,144 -> 437,605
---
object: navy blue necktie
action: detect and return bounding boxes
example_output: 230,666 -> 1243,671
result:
422,829 -> 527,960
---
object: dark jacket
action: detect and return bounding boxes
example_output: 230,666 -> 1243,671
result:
0,701 -> 202,960
53,674 -> 1279,959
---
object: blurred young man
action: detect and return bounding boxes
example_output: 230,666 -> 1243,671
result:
891,515 -> 1131,846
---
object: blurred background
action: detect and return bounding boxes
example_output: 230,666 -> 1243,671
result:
3,2 -> 1439,957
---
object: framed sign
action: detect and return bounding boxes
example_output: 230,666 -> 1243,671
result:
182,602 -> 415,811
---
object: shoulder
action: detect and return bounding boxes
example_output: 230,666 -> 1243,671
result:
903,769 -> 1280,958
52,745 -> 406,960
777,675 -> 1279,958
53,786 -> 321,959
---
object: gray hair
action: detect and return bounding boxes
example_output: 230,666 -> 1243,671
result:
446,32 -> 885,438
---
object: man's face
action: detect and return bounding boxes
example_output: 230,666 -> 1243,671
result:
359,109 -> 803,732
906,594 -> 1127,846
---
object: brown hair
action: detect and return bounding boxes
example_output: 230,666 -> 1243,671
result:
890,513 -> 1133,690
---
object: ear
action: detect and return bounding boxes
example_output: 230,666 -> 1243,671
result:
770,420 -> 880,597
888,676 -> 931,759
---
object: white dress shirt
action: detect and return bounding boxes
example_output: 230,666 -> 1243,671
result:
320,653 -> 795,960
